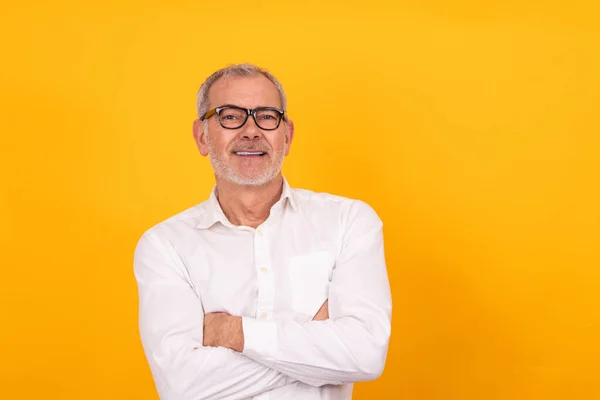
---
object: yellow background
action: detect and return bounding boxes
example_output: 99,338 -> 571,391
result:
1,0 -> 599,399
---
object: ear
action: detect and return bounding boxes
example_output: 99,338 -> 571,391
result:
284,119 -> 295,156
193,119 -> 209,157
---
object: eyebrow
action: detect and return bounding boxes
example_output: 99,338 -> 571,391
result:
218,104 -> 282,110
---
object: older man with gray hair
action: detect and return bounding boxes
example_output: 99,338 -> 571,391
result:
134,63 -> 392,399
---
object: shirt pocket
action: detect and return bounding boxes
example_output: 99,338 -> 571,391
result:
286,250 -> 335,318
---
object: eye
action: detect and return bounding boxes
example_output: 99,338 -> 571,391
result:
220,109 -> 245,120
256,110 -> 279,120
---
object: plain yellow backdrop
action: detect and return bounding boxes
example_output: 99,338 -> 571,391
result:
1,0 -> 599,399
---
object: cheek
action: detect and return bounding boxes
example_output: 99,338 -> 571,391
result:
270,131 -> 288,149
209,132 -> 234,152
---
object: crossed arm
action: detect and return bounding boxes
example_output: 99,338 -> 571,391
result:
201,299 -> 330,354
135,232 -> 299,399
134,202 -> 392,400
201,300 -> 330,353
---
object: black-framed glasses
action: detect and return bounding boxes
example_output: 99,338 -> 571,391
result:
201,105 -> 286,131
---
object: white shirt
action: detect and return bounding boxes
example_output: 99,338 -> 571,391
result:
133,178 -> 392,400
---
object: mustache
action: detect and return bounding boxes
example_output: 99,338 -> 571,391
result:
230,142 -> 271,152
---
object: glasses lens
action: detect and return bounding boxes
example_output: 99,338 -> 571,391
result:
219,107 -> 247,128
255,109 -> 281,130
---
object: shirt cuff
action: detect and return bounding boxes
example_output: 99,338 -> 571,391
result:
241,317 -> 278,364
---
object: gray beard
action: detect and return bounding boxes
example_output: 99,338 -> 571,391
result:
207,136 -> 285,186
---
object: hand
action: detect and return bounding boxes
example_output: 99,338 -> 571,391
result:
312,299 -> 329,321
203,312 -> 244,352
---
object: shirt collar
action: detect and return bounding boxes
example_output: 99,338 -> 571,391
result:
195,176 -> 297,230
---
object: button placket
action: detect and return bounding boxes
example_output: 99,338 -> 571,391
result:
254,226 -> 274,320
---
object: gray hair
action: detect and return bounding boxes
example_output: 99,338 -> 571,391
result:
196,63 -> 288,119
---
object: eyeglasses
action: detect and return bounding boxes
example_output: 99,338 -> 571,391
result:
200,105 -> 286,131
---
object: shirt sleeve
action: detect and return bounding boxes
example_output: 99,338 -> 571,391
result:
241,200 -> 393,387
134,231 -> 296,399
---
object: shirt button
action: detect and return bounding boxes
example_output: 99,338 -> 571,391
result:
260,267 -> 268,273
259,312 -> 268,319
257,229 -> 263,236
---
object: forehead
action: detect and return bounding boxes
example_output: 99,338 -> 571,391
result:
208,75 -> 282,109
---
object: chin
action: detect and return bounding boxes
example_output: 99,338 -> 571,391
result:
225,169 -> 280,187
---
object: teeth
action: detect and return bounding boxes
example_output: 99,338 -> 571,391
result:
236,151 -> 264,155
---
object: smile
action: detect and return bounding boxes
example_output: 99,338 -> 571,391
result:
234,152 -> 266,156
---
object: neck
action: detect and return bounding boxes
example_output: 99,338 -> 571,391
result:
214,174 -> 284,228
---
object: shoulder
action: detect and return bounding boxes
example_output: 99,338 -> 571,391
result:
291,187 -> 382,230
134,200 -> 210,248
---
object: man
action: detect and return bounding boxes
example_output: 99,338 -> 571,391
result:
133,63 -> 392,399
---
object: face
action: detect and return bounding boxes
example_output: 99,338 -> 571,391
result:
193,75 -> 294,187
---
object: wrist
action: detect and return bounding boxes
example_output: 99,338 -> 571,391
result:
227,315 -> 244,352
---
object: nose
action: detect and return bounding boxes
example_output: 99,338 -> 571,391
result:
241,114 -> 262,140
